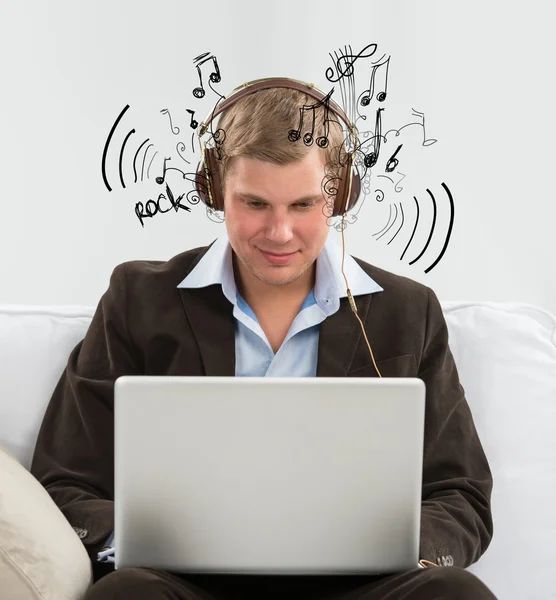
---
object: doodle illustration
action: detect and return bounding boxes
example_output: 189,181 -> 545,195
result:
100,43 -> 453,273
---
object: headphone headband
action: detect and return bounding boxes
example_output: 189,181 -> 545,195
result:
197,77 -> 356,140
194,77 -> 362,217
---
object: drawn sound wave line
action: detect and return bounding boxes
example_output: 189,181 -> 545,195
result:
375,204 -> 399,241
102,104 -> 130,191
147,150 -> 158,179
409,189 -> 437,266
401,184 -> 454,272
387,203 -> 404,245
119,129 -> 136,189
102,104 -> 161,190
141,143 -> 154,181
401,196 -> 419,262
372,203 -> 394,237
424,183 -> 455,273
371,183 -> 454,273
133,138 -> 150,183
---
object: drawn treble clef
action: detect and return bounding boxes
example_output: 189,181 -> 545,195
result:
160,108 -> 180,135
325,43 -> 379,82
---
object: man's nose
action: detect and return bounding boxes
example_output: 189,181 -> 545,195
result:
264,212 -> 294,243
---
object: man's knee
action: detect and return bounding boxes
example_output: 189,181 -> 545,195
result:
84,567 -> 170,600
421,567 -> 496,599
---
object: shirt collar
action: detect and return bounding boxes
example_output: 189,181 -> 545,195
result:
177,230 -> 384,309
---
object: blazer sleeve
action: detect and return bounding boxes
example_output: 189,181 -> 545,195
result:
30,264 -> 141,561
417,287 -> 494,568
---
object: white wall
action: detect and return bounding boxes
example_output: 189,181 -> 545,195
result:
1,0 -> 554,314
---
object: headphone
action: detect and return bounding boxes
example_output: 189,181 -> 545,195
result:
192,76 -> 382,378
192,77 -> 362,217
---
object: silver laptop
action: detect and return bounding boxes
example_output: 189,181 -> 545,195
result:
114,376 -> 426,575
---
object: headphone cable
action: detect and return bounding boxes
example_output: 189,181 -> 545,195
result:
340,214 -> 382,378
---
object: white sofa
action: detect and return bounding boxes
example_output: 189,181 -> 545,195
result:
0,301 -> 555,599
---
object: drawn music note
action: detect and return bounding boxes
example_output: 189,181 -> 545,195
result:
362,108 -> 384,168
186,109 -> 198,129
364,152 -> 378,168
192,52 -> 221,99
156,156 -> 171,184
289,105 -> 315,145
288,89 -> 334,148
316,90 -> 334,148
360,56 -> 390,106
385,144 -> 403,172
160,109 -> 180,134
394,171 -> 406,193
176,142 -> 191,165
411,109 -> 437,146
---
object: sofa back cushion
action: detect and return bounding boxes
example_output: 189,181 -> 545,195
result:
441,301 -> 556,599
0,306 -> 93,468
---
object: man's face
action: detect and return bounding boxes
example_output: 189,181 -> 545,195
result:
223,146 -> 330,294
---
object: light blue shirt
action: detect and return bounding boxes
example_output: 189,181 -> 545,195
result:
176,230 -> 384,377
98,231 -> 384,562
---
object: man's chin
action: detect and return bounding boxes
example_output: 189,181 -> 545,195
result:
255,273 -> 296,286
249,266 -> 302,287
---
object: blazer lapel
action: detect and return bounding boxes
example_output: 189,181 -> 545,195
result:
316,293 -> 374,377
179,286 -> 236,376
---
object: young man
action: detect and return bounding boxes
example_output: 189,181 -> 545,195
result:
31,85 -> 496,599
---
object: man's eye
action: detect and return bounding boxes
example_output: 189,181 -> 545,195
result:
246,201 -> 314,209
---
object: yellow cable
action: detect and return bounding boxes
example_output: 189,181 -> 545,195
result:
339,214 -> 382,378
419,559 -> 440,568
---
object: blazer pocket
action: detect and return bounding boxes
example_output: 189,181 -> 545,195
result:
347,354 -> 417,378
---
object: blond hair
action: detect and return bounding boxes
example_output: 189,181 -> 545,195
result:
212,87 -> 349,195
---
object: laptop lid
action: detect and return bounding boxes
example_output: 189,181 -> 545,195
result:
114,376 -> 425,575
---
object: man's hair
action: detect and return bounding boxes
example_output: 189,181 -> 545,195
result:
213,87 -> 349,197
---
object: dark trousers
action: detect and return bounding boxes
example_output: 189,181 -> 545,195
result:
86,565 -> 497,600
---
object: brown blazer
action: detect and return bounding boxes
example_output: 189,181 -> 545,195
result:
30,241 -> 493,568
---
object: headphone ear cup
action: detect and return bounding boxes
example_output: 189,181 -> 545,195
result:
195,160 -> 210,206
195,148 -> 225,211
347,169 -> 361,213
330,160 -> 346,217
332,152 -> 358,217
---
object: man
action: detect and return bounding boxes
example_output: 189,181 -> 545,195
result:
31,85 -> 496,599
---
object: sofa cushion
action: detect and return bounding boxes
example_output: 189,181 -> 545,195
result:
0,443 -> 92,599
442,301 -> 556,600
0,306 -> 93,469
